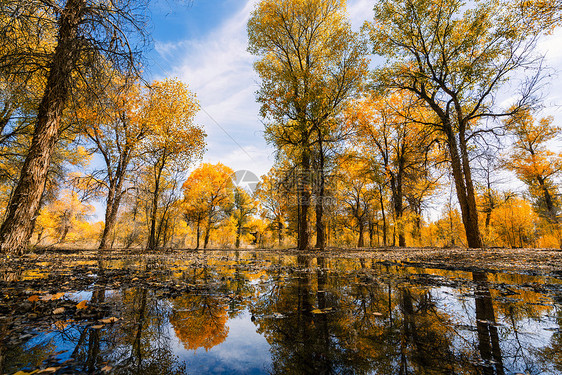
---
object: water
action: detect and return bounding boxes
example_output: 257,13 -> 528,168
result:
1,251 -> 561,374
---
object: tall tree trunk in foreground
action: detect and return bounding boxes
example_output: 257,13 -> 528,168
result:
315,134 -> 326,250
99,182 -> 125,250
0,0 -> 85,255
298,151 -> 310,250
445,124 -> 483,248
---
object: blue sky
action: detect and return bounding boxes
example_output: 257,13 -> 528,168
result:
128,0 -> 562,223
141,0 -> 377,178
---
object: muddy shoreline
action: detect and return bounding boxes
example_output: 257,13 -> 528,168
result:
5,246 -> 562,275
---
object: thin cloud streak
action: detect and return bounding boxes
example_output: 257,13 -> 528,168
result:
153,0 -> 373,177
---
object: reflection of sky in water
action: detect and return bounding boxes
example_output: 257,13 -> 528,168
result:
433,286 -> 559,374
4,253 -> 562,374
172,311 -> 272,374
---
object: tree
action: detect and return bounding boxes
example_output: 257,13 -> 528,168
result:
349,93 -> 435,247
368,0 -> 546,248
182,163 -> 234,249
518,0 -> 562,30
255,169 -> 289,247
141,79 -> 206,250
0,0 -> 148,254
505,110 -> 562,246
335,157 -> 375,248
489,195 -> 538,248
45,189 -> 94,244
75,79 -> 150,249
248,0 -> 368,250
231,187 -> 257,248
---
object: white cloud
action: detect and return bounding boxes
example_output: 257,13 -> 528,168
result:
152,0 -> 376,179
157,0 -> 261,136
348,0 -> 374,29
537,29 -> 562,119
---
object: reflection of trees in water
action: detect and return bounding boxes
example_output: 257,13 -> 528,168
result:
473,272 -> 505,375
170,294 -> 229,352
251,256 -> 377,374
0,324 -> 56,374
3,253 -> 562,374
343,269 -> 466,374
537,295 -> 562,373
6,257 -> 187,374
252,257 -> 561,374
65,287 -> 185,374
470,271 -> 560,375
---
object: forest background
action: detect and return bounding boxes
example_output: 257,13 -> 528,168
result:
1,0 -> 562,253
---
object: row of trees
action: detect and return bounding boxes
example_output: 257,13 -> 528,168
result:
1,0 -> 562,252
0,1 -> 208,254
19,148 -> 560,250
247,0 -> 562,249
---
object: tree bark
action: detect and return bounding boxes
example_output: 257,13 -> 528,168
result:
298,151 -> 310,250
147,158 -> 165,250
98,142 -> 132,250
0,0 -> 85,255
203,220 -> 211,249
315,133 -> 326,250
357,221 -> 364,248
278,220 -> 283,246
195,219 -> 201,249
235,222 -> 241,248
98,184 -> 124,250
379,185 -> 387,247
445,124 -> 483,248
391,172 -> 406,247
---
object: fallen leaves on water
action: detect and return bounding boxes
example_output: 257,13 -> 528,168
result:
37,368 -> 59,374
52,307 -> 65,315
311,307 -> 333,314
76,300 -> 88,309
41,292 -> 65,301
54,319 -> 73,330
99,317 -> 119,324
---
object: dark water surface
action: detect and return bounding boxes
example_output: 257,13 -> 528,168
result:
1,250 -> 561,374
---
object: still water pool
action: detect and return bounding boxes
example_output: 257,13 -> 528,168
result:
1,250 -> 561,374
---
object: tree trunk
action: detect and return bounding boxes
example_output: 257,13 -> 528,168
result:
203,222 -> 211,249
445,125 -> 483,248
195,219 -> 201,250
315,134 -> 326,250
99,183 -> 122,250
278,220 -> 283,246
357,221 -> 364,248
298,152 -> 310,250
368,220 -> 374,247
0,0 -> 85,255
235,221 -> 241,248
537,175 -> 557,221
99,148 -> 131,250
391,173 -> 406,247
59,223 -> 70,243
379,186 -> 387,247
147,161 -> 164,250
